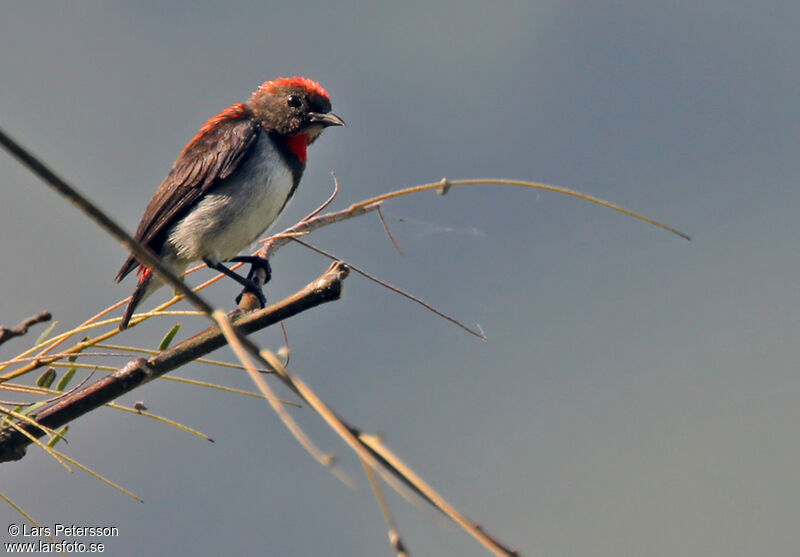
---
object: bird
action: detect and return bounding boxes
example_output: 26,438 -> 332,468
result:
115,76 -> 344,329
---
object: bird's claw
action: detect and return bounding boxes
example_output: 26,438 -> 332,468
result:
229,256 -> 272,283
229,256 -> 270,309
235,282 -> 267,308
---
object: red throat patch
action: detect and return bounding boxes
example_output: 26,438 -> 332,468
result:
284,134 -> 309,163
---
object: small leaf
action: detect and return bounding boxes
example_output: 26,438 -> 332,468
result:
2,406 -> 27,426
56,367 -> 77,392
159,323 -> 182,350
34,321 -> 58,345
23,401 -> 47,418
68,337 -> 90,363
36,367 -> 57,389
47,426 -> 68,448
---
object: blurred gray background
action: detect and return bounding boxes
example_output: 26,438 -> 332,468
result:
1,1 -> 799,555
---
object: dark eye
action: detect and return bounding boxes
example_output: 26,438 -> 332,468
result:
286,95 -> 302,108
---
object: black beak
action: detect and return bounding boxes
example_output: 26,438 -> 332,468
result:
308,111 -> 346,127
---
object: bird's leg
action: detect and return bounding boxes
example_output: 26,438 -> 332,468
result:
228,255 -> 272,283
227,256 -> 271,306
202,257 -> 267,308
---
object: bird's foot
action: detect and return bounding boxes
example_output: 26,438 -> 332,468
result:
228,256 -> 270,309
228,256 -> 272,283
203,255 -> 268,309
234,281 -> 267,307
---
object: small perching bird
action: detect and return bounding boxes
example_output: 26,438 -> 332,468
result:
115,76 -> 344,329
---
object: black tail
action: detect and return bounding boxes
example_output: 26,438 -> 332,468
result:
119,269 -> 152,330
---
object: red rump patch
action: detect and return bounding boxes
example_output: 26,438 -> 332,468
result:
284,133 -> 309,163
258,76 -> 330,100
137,266 -> 152,283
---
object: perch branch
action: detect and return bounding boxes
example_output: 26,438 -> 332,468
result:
0,262 -> 348,463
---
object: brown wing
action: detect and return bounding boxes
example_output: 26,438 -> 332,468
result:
116,107 -> 259,281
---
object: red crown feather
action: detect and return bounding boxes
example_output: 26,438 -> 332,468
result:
256,76 -> 329,99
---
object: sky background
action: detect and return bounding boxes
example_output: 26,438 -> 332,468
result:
1,1 -> 799,555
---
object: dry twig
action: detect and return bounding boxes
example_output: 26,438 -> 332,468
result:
0,312 -> 51,347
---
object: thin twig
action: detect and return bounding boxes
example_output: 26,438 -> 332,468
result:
302,170 -> 340,221
0,492 -> 62,550
377,206 -> 404,255
0,369 -> 95,407
5,421 -> 72,472
93,343 -> 275,374
0,312 -> 200,380
47,444 -> 143,503
105,402 -> 214,443
0,408 -> 61,441
256,350 -> 427,503
257,202 -> 382,259
291,238 -> 486,339
0,352 -> 142,368
348,178 -> 691,241
158,375 -> 299,407
0,312 -> 51,347
35,301 -> 124,357
362,457 -> 411,557
212,308 -> 357,489
279,322 -> 291,366
359,433 -> 520,557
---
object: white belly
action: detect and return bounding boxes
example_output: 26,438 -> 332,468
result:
165,132 -> 294,264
